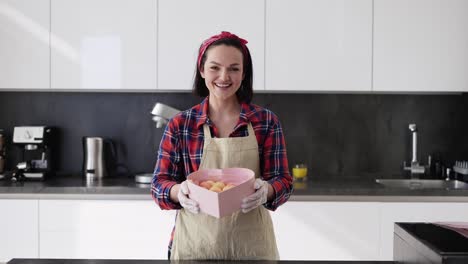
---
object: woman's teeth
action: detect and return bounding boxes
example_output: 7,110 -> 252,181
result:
215,83 -> 231,88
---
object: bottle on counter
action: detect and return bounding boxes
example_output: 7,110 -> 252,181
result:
426,155 -> 434,178
445,168 -> 452,181
430,153 -> 445,179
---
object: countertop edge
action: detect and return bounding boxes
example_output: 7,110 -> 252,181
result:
2,193 -> 468,202
0,193 -> 150,200
289,195 -> 468,202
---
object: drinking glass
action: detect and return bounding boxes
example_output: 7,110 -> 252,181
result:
292,163 -> 308,182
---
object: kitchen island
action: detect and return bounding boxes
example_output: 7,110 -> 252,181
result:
8,259 -> 395,264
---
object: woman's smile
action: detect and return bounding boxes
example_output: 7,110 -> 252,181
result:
214,82 -> 232,89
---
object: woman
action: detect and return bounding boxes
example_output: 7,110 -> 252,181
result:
151,31 -> 293,260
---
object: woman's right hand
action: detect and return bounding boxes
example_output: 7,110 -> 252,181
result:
171,181 -> 200,214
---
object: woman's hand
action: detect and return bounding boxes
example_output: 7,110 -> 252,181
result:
170,181 -> 200,214
241,178 -> 273,213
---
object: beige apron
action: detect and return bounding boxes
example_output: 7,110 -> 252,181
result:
170,123 -> 279,260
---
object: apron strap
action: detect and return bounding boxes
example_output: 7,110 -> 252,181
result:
246,122 -> 255,137
203,124 -> 213,140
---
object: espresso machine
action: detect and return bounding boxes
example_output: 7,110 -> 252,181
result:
12,126 -> 55,181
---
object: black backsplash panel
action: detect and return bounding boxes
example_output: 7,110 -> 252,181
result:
1,92 -> 467,179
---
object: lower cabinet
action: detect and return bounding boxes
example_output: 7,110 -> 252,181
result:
39,200 -> 176,260
271,201 -> 381,260
41,200 -> 384,261
0,200 -> 39,263
273,201 -> 468,261
2,199 -> 468,261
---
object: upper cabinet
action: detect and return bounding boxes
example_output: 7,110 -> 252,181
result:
50,0 -> 157,90
373,0 -> 468,92
266,0 -> 373,92
0,0 -> 50,89
158,0 -> 265,91
3,0 -> 468,92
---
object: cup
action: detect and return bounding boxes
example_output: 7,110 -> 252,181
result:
292,163 -> 308,182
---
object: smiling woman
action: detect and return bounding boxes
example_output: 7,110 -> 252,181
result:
151,31 -> 293,261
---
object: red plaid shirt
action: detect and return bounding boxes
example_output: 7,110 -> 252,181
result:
151,97 -> 293,254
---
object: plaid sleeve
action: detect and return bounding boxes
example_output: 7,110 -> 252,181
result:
261,112 -> 293,211
151,118 -> 183,210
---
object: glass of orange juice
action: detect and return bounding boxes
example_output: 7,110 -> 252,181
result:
292,164 -> 307,182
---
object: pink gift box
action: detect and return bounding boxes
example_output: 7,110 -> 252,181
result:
187,168 -> 255,218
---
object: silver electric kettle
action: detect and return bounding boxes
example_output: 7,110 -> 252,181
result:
82,137 -> 110,180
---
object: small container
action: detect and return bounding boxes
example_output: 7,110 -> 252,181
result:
187,168 -> 255,218
292,163 -> 308,182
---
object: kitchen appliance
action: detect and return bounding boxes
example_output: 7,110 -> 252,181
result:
83,137 -> 117,181
151,102 -> 180,128
135,173 -> 153,184
134,102 -> 180,184
12,126 -> 55,180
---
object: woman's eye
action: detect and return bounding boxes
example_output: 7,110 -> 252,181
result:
230,68 -> 240,72
210,66 -> 219,70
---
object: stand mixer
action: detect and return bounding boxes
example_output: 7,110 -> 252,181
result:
134,103 -> 180,184
12,126 -> 55,181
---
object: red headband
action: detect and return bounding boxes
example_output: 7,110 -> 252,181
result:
197,31 -> 249,71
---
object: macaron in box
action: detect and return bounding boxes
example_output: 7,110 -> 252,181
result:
187,168 -> 255,218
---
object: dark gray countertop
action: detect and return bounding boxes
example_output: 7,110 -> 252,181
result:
1,175 -> 468,202
291,178 -> 468,201
7,259 -> 395,264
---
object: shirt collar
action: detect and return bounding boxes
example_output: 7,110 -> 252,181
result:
195,97 -> 210,128
195,97 -> 253,129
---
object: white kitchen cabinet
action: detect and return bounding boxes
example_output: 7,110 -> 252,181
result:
3,197 -> 467,262
158,0 -> 265,91
39,200 -> 176,259
0,0 -> 50,89
50,0 -> 157,90
379,202 -> 468,260
373,0 -> 468,92
271,201 -> 380,260
266,0 -> 373,92
0,200 -> 39,263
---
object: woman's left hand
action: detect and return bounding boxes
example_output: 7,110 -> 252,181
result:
241,178 -> 269,213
